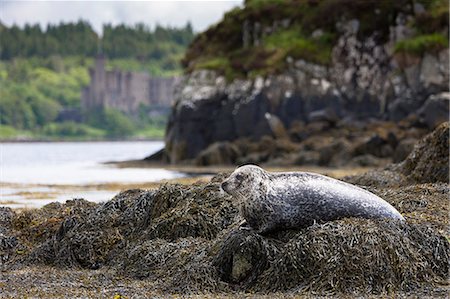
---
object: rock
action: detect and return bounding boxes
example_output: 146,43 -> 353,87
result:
293,150 -> 320,165
418,92 -> 450,129
438,49 -> 449,82
195,142 -> 241,165
353,134 -> 388,157
404,63 -> 421,92
264,113 -> 288,139
420,54 -> 444,88
311,29 -> 324,39
144,148 -> 165,162
351,154 -> 387,167
413,3 -> 425,15
308,108 -> 339,124
164,13 -> 449,164
213,230 -> 271,285
393,137 -> 416,163
318,139 -> 351,166
387,97 -> 425,122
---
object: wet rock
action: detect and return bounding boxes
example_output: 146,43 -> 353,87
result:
265,113 -> 288,139
353,134 -> 389,157
144,148 -> 165,162
213,230 -> 273,285
195,142 -> 241,165
393,138 -> 417,163
351,154 -> 387,167
318,139 -> 351,166
308,108 -> 339,124
418,92 -> 450,129
420,54 -> 444,88
293,150 -> 320,165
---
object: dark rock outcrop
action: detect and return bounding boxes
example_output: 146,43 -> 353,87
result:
166,26 -> 448,163
418,92 -> 450,129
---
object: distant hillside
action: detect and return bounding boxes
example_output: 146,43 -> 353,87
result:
0,21 -> 195,140
182,0 -> 448,79
0,21 -> 194,67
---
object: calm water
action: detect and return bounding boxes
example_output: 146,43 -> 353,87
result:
0,141 -> 185,208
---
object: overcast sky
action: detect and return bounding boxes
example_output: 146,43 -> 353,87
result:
0,1 -> 243,34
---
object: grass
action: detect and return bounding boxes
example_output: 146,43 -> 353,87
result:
191,28 -> 333,80
0,125 -> 33,140
264,28 -> 333,65
42,122 -> 106,139
133,125 -> 166,139
394,33 -> 448,55
194,57 -> 230,71
0,122 -> 166,141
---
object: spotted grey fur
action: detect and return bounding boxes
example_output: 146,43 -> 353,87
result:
221,165 -> 404,234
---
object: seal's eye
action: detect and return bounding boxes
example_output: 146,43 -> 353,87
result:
236,174 -> 244,181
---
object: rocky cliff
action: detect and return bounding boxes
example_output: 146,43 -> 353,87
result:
165,0 -> 449,163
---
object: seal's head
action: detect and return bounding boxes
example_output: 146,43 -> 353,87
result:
221,165 -> 269,199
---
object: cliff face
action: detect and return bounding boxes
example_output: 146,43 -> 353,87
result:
166,0 -> 449,163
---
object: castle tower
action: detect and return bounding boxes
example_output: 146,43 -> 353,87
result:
82,55 -> 106,110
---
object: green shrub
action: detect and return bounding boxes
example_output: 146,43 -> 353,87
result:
394,33 -> 448,55
264,29 -> 332,65
86,108 -> 136,138
0,125 -> 32,139
42,122 -> 105,138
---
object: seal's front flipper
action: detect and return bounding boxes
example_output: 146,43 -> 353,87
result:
238,219 -> 251,230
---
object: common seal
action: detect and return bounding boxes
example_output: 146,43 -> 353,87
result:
221,165 -> 404,234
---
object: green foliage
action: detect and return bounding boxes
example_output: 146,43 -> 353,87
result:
0,125 -> 32,139
264,28 -> 333,65
0,21 -> 98,60
0,56 -> 171,140
0,21 -> 194,66
0,57 -> 89,130
106,57 -> 183,77
0,21 -> 192,139
184,0 -> 448,79
0,82 -> 37,129
195,57 -> 231,70
42,122 -> 105,138
86,108 -> 136,138
133,126 -> 165,139
394,33 -> 448,55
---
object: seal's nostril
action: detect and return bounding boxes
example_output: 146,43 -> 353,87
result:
221,181 -> 228,190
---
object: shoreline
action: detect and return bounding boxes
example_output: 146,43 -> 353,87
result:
1,164 -> 374,210
108,159 -> 375,178
0,138 -> 164,143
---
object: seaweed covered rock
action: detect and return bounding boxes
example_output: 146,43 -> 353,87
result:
3,167 -> 449,296
213,230 -> 277,286
212,219 -> 449,294
27,177 -> 238,269
260,219 -> 448,293
396,121 -> 449,183
0,207 -> 19,267
347,122 -> 449,187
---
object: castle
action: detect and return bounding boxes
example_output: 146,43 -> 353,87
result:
82,55 -> 180,113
